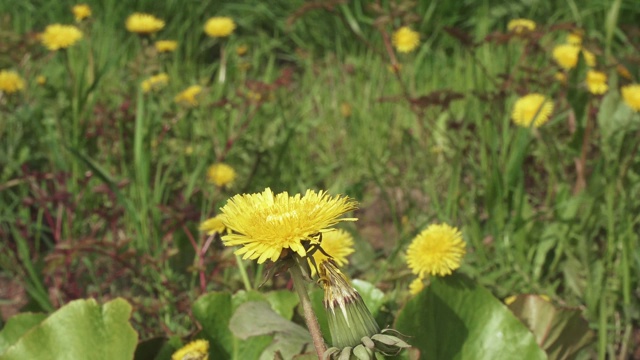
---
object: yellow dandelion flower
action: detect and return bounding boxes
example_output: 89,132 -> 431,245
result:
409,277 -> 425,296
40,24 -> 83,51
392,26 -> 420,53
507,18 -> 536,33
0,70 -> 25,94
554,72 -> 567,84
204,17 -> 236,38
582,49 -> 596,67
621,84 -> 640,112
72,4 -> 91,22
126,13 -> 165,35
174,85 -> 203,106
141,73 -> 169,93
206,163 -> 236,187
310,229 -> 355,274
155,40 -> 177,53
406,223 -> 466,277
552,44 -> 595,70
220,188 -> 358,264
586,70 -> 608,95
171,339 -> 209,360
36,75 -> 47,86
567,32 -> 582,46
236,44 -> 248,56
199,215 -> 227,235
511,93 -> 554,128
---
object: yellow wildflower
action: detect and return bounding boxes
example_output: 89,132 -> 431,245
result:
621,84 -> 640,112
392,26 -> 420,53
310,229 -> 355,273
567,32 -> 582,46
552,44 -> 596,70
204,17 -> 236,38
72,4 -> 91,22
617,64 -> 632,80
141,73 -> 169,93
199,215 -> 227,235
174,85 -> 203,106
409,277 -> 425,296
41,24 -> 83,51
236,44 -> 248,56
586,70 -> 608,95
155,40 -> 177,53
511,93 -> 554,128
36,75 -> 47,86
125,13 -> 165,34
554,72 -> 567,84
206,163 -> 236,187
0,70 -> 25,94
406,223 -> 466,277
171,339 -> 209,360
507,18 -> 536,33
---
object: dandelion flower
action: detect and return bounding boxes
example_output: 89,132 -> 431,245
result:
567,32 -> 582,46
392,26 -> 420,53
309,229 -> 354,275
621,84 -> 640,112
199,215 -> 227,235
582,49 -> 596,67
236,44 -> 248,56
72,4 -> 91,22
155,40 -> 177,53
586,70 -> 608,95
409,277 -> 424,296
41,24 -> 83,51
141,73 -> 169,93
219,188 -> 358,264
406,223 -> 466,277
174,85 -> 203,106
206,163 -> 236,187
511,93 -> 554,128
617,64 -> 632,80
36,75 -> 47,86
126,13 -> 165,34
552,44 -> 595,70
0,70 -> 25,94
507,18 -> 536,33
171,339 -> 209,360
204,17 -> 236,38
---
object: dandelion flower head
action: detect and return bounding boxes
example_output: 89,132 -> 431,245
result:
141,73 -> 169,93
567,32 -> 582,46
392,26 -> 420,53
126,13 -> 165,34
36,75 -> 47,86
41,24 -> 83,51
309,229 -> 355,275
406,223 -> 466,277
171,339 -> 209,360
507,18 -> 536,33
220,188 -> 358,264
206,163 -> 236,187
204,17 -> 236,38
409,277 -> 425,296
0,70 -> 25,94
155,40 -> 177,53
72,4 -> 91,22
586,70 -> 608,95
622,84 -> 640,112
511,93 -> 554,128
174,85 -> 203,106
199,215 -> 227,235
552,44 -> 595,70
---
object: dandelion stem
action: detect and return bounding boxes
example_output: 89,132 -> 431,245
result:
234,253 -> 253,291
289,260 -> 326,358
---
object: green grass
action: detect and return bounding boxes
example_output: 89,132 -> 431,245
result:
1,0 -> 639,358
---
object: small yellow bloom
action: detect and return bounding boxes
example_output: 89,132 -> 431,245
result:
0,70 -> 25,94
586,70 -> 608,95
511,93 -> 554,128
204,17 -> 236,38
220,188 -> 358,264
582,49 -> 596,67
199,215 -> 227,235
507,18 -> 536,33
554,72 -> 567,84
621,84 -> 640,112
310,229 -> 355,271
141,73 -> 169,93
409,277 -> 425,296
392,26 -> 420,53
41,24 -> 83,51
236,44 -> 248,56
567,32 -> 582,46
172,339 -> 209,360
406,223 -> 466,277
174,85 -> 203,106
155,40 -> 177,53
72,4 -> 91,22
552,44 -> 596,70
126,13 -> 165,34
206,163 -> 236,187
36,75 -> 47,85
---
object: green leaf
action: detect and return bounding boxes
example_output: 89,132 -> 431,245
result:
0,313 -> 47,354
0,298 -> 138,360
352,279 -> 385,317
192,291 -> 234,358
395,274 -> 547,360
507,295 -> 595,360
265,290 -> 300,320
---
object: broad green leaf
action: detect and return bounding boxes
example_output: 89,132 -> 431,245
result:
395,274 -> 547,360
192,291 -> 234,358
0,298 -> 138,360
264,290 -> 299,320
0,313 -> 47,353
310,288 -> 330,342
134,336 -> 182,360
352,279 -> 385,317
508,295 -> 595,360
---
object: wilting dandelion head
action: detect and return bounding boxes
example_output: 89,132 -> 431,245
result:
511,93 -> 554,128
41,24 -> 83,51
171,339 -> 209,360
586,70 -> 608,95
409,277 -> 425,296
155,40 -> 177,53
507,18 -> 536,33
174,85 -> 203,106
199,215 -> 227,235
126,13 -> 165,34
0,70 -> 25,94
622,84 -> 640,112
204,17 -> 236,38
392,27 -> 420,53
206,163 -> 236,187
141,73 -> 169,93
310,229 -> 355,274
219,188 -> 358,264
406,223 -> 466,277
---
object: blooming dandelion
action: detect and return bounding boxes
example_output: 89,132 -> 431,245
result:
586,70 -> 608,95
204,17 -> 236,38
408,277 -> 425,296
0,70 -> 25,94
552,44 -> 595,70
392,26 -> 420,53
621,84 -> 640,112
41,24 -> 83,51
406,223 -> 466,278
171,339 -> 209,360
72,4 -> 91,22
567,32 -> 582,46
174,85 -> 203,106
126,13 -> 165,35
141,73 -> 169,93
206,163 -> 236,187
507,18 -> 536,33
554,72 -> 567,85
219,188 -> 357,264
155,40 -> 177,53
309,229 -> 354,275
511,93 -> 554,128
199,215 -> 227,235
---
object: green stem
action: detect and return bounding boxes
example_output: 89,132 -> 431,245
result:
289,259 -> 326,358
234,253 -> 253,291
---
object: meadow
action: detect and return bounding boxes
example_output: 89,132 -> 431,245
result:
0,0 -> 639,359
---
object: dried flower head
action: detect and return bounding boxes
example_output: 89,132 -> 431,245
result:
507,18 -> 536,33
72,4 -> 91,22
141,73 -> 169,93
392,26 -> 420,53
204,17 -> 236,38
621,84 -> 640,112
586,70 -> 608,95
155,40 -> 178,53
0,70 -> 25,94
41,24 -> 83,51
171,339 -> 209,360
206,163 -> 236,187
511,93 -> 554,128
174,85 -> 203,106
126,13 -> 165,34
406,223 -> 466,277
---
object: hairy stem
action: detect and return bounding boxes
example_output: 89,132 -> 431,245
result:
289,260 -> 326,358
